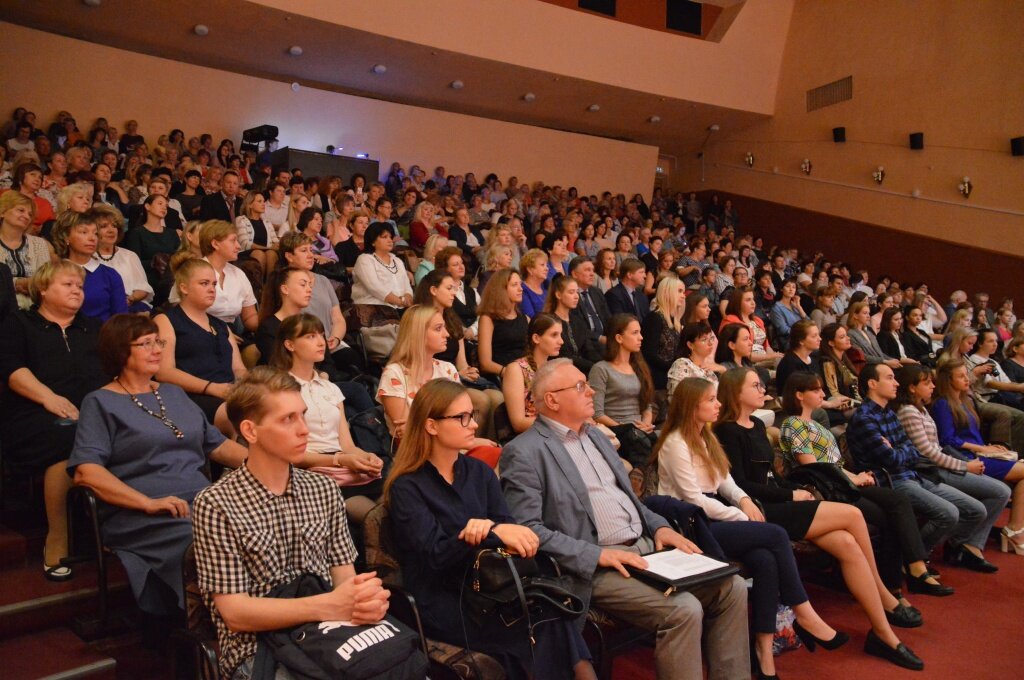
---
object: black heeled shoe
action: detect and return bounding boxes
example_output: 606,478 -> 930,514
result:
945,544 -> 999,573
793,621 -> 849,652
885,603 -> 923,628
864,629 -> 924,671
905,570 -> 954,596
755,670 -> 779,680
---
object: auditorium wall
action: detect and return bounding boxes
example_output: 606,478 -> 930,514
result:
0,22 -> 658,197
690,0 -> 1024,257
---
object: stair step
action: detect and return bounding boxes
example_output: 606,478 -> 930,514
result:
0,525 -> 28,567
0,626 -> 117,680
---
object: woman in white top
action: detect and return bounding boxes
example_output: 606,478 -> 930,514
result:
351,223 -> 413,309
653,376 -> 845,678
92,203 -> 153,311
234,190 -> 278,282
272,313 -> 383,522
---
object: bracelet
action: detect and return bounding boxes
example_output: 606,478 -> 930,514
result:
202,381 -> 212,395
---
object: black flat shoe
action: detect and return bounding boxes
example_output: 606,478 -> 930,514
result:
885,603 -> 923,628
755,671 -> 779,680
947,545 -> 999,573
864,630 -> 924,671
793,621 -> 849,652
905,571 -> 954,596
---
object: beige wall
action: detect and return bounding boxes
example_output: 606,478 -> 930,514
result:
0,22 -> 658,197
249,0 -> 794,114
689,0 -> 1024,255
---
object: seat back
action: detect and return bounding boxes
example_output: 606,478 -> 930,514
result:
362,503 -> 403,588
183,543 -> 218,644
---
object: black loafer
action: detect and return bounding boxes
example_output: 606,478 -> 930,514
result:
906,571 -> 954,596
885,603 -> 923,628
864,630 -> 924,671
949,545 -> 999,573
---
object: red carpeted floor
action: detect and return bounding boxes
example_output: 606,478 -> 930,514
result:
612,524 -> 1023,679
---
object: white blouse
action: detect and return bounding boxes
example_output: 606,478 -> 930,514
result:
351,252 -> 413,307
93,247 -> 153,303
291,371 -> 345,454
656,430 -> 749,522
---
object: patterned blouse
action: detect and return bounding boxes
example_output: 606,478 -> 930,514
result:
779,415 -> 843,474
667,357 -> 718,397
514,357 -> 538,419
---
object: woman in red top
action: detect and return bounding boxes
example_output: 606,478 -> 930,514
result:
720,287 -> 782,365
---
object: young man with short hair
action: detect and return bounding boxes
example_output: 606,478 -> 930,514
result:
193,368 -> 389,680
605,258 -> 649,321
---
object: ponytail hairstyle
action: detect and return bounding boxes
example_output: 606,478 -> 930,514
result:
524,313 -> 562,370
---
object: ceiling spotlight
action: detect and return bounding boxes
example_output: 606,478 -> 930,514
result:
872,166 -> 885,185
290,82 -> 300,92
288,46 -> 303,56
450,80 -> 464,90
372,64 -> 387,74
801,158 -> 812,175
744,151 -> 755,168
356,153 -> 369,159
193,24 -> 209,36
522,92 -> 536,102
648,115 -> 661,124
958,176 -> 972,198
708,124 -> 720,132
587,104 -> 601,112
82,0 -> 102,6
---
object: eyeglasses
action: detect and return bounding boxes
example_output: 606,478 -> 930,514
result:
752,381 -> 767,392
433,410 -> 479,427
550,380 -> 590,394
130,339 -> 167,351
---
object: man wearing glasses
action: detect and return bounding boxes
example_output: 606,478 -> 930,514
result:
501,358 -> 749,679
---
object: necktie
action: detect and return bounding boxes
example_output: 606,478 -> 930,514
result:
581,289 -> 602,335
226,195 -> 235,222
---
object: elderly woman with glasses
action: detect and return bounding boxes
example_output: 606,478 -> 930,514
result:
68,314 -> 245,613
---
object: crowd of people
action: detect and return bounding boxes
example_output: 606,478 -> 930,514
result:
2,108 -> 1024,679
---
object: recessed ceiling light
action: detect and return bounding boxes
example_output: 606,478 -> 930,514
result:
290,82 -> 300,92
288,46 -> 303,56
372,64 -> 387,74
450,80 -> 464,90
708,124 -> 720,131
648,115 -> 661,123
193,24 -> 209,36
523,93 -> 536,102
82,0 -> 101,6
587,104 -> 601,112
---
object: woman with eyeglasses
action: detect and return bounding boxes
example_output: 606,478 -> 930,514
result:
68,314 -> 246,612
385,378 -> 595,680
667,322 -> 726,397
714,368 -> 925,669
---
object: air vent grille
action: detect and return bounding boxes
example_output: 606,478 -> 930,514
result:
807,76 -> 853,112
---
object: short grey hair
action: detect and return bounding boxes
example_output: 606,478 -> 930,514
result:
531,358 -> 575,411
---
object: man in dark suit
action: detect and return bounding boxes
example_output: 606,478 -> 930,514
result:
605,258 -> 649,322
501,359 -> 749,679
569,256 -> 609,343
199,170 -> 243,222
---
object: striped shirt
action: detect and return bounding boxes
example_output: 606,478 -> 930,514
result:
896,405 -> 968,472
539,416 -> 642,546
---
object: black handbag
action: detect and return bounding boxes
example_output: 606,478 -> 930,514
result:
786,462 -> 862,503
463,549 -> 585,630
609,423 -> 658,468
912,457 -> 943,484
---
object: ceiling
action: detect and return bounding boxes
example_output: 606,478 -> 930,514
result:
0,0 -> 768,157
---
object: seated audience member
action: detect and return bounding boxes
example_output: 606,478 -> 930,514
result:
544,274 -> 602,374
676,240 -> 707,288
715,368 -> 923,661
847,363 -> 991,570
668,322 -> 726,395
254,267 -> 313,363
123,194 -> 181,295
408,200 -> 442,250
780,372 -> 952,600
570,255 -> 610,344
769,278 -> 807,349
0,262 -> 106,580
1003,336 -> 1024,384
641,276 -> 685,392
543,229 -> 571,283
68,314 -> 245,612
477,268 -> 528,380
776,320 -> 851,427
810,287 -> 838,330
50,210 -> 128,322
414,233 -> 446,285
351,222 -> 413,311
876,308 -> 921,367
284,191 -> 310,237
501,358 -> 750,680
234,189 -> 278,281
900,306 -> 938,364
270,313 -> 383,521
720,287 -> 783,366
154,259 -> 244,426
334,208 -> 368,270
605,257 -> 649,321
7,161 -> 55,228
930,358 -> 1024,555
385,378 -> 595,679
503,313 -> 564,435
446,206 -> 481,260
574,221 -> 600,259
177,219 -> 257,333
593,247 -> 618,294
0,190 -> 56,309
477,241 -> 512,293
92,204 -> 152,312
0,262 -> 15,322
519,247 -> 549,319
655,376 -> 846,678
683,292 -> 713,328
196,168 -> 242,222
820,323 -> 863,407
713,325 -> 775,427
870,294 -> 895,335
893,364 -> 1010,569
294,206 -> 337,266
436,246 -> 479,340
968,328 -> 1024,409
847,301 -> 902,369
193,368 -> 390,680
643,249 -> 676,297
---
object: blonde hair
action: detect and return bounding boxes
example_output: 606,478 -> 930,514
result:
485,244 -> 513,271
846,301 -> 870,329
653,275 -> 684,332
29,261 -> 85,306
56,182 -> 93,213
519,248 -> 548,279
0,190 -> 35,222
422,234 -> 447,263
172,258 -> 215,300
388,305 -> 443,393
199,219 -> 237,256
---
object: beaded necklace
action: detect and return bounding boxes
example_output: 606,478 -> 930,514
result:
115,379 -> 185,439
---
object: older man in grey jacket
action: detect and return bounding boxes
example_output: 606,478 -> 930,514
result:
501,358 -> 749,680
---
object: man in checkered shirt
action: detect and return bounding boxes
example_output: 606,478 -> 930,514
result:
192,368 -> 390,679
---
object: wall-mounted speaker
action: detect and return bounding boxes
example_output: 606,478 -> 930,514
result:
832,127 -> 846,143
909,132 -> 924,150
1012,137 -> 1024,157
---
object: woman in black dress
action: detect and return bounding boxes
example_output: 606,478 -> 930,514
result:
640,275 -> 685,391
477,268 -> 528,382
0,261 -> 106,579
385,379 -> 594,680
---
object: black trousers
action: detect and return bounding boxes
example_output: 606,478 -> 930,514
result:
852,485 -> 927,589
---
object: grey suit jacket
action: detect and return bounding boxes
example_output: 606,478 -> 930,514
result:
500,418 -> 670,611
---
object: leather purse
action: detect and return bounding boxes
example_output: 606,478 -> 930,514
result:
786,462 -> 861,503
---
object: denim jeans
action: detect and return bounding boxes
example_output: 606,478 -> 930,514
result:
936,468 -> 1011,550
892,477 -> 986,553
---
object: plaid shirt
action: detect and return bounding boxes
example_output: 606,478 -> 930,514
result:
847,399 -> 921,482
192,464 -> 357,678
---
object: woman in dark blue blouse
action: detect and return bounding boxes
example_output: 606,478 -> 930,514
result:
384,379 -> 594,680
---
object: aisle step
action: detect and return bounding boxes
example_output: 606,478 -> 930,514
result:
0,626 -> 116,679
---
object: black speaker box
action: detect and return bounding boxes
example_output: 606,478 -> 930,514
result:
242,124 -> 279,144
832,127 -> 846,143
579,0 -> 616,17
909,132 -> 924,150
1012,137 -> 1024,157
